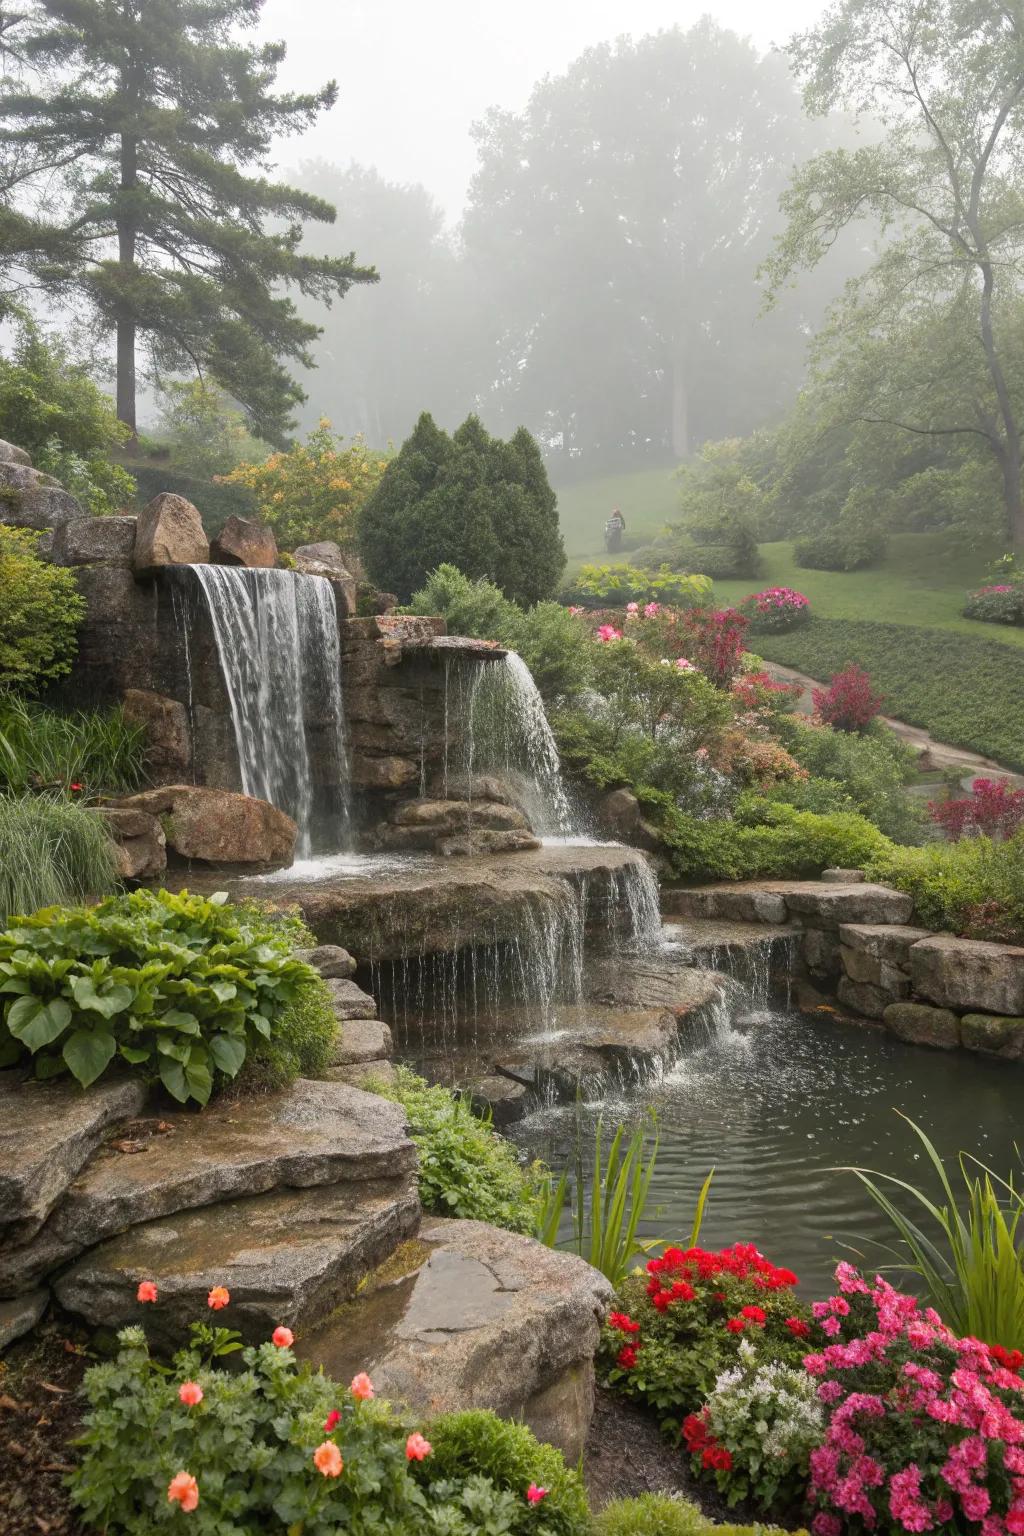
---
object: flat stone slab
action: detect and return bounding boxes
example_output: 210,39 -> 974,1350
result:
325,1061 -> 397,1090
296,1218 -> 612,1463
328,1018 -> 393,1065
0,1080 -> 415,1296
909,935 -> 1024,1016
0,1289 -> 47,1353
584,956 -> 731,1019
326,979 -> 378,1019
0,1076 -> 147,1245
838,923 -> 934,962
55,1175 -> 420,1346
663,880 -> 913,928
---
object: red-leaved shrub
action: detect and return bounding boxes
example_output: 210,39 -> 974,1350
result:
812,665 -> 884,732
682,608 -> 749,687
929,778 -> 1024,842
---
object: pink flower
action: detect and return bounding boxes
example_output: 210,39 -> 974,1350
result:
350,1372 -> 374,1401
167,1472 -> 199,1512
272,1326 -> 294,1348
674,656 -> 696,671
207,1286 -> 230,1310
406,1432 -> 432,1461
313,1441 -> 343,1477
595,624 -> 623,642
526,1484 -> 549,1504
137,1280 -> 158,1303
178,1381 -> 203,1407
568,605 -> 584,616
626,601 -> 639,614
643,602 -> 660,617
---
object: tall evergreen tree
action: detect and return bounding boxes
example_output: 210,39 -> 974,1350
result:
0,0 -> 376,439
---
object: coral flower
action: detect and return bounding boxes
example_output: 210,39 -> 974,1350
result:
137,1280 -> 158,1303
526,1484 -> 549,1503
350,1372 -> 374,1400
178,1381 -> 203,1407
313,1441 -> 343,1478
272,1326 -> 294,1348
207,1286 -> 230,1310
167,1472 -> 199,1512
406,1432 -> 432,1461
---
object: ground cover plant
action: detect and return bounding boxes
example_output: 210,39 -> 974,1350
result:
70,1285 -> 585,1536
593,1492 -> 802,1535
0,889 -> 328,1103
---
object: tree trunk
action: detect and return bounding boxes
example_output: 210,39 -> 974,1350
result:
977,259 -> 1023,549
116,129 -> 138,436
671,341 -> 689,459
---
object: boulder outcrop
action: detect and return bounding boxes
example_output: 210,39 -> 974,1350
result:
114,784 -> 296,867
211,515 -> 278,569
133,492 -> 209,572
94,805 -> 167,879
909,935 -> 1024,1016
52,514 -> 138,566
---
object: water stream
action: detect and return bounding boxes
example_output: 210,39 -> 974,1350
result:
187,566 -> 351,856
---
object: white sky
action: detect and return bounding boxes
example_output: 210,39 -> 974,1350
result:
260,0 -> 829,215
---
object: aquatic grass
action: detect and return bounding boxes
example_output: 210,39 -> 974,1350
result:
0,792 -> 119,921
844,1114 -> 1024,1350
0,695 -> 146,794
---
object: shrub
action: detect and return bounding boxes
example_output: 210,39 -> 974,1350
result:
375,1066 -> 543,1234
0,525 -> 85,692
771,716 -> 924,844
0,794 -> 119,922
359,413 -> 564,604
553,709 -> 732,817
600,1243 -> 809,1427
70,1297 -> 573,1536
746,619 -> 1024,771
811,664 -> 884,732
154,379 -> 272,478
867,831 -> 1024,945
681,608 -> 749,687
0,889 -> 322,1103
963,582 -> 1024,626
0,696 -> 145,794
590,639 -> 732,746
233,975 -> 337,1095
593,1493 -> 799,1536
737,587 -> 811,634
655,797 -> 891,883
562,563 -> 711,610
407,563 -> 517,644
219,419 -> 387,551
928,777 -> 1024,841
670,442 -> 763,579
793,523 -> 887,571
421,1412 -> 589,1536
804,1266 -> 1024,1536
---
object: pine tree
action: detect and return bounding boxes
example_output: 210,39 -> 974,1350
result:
0,0 -> 376,439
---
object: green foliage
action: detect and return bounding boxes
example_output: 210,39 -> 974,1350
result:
421,1412 -> 589,1536
154,380 -> 272,479
794,521 -> 888,572
219,422 -> 387,550
360,414 -> 564,604
128,463 -> 257,537
770,716 -> 924,844
0,890 -> 320,1102
0,795 -> 118,923
561,563 -> 711,609
655,795 -> 890,883
669,442 -> 763,579
963,580 -> 1024,627
847,1117 -> 1024,1351
751,619 -> 1024,771
593,1493 -> 800,1536
70,1320 -> 566,1536
0,525 -> 85,692
0,697 -> 145,794
232,975 -> 337,1096
590,640 -> 733,746
0,325 -> 134,514
538,1116 -> 664,1288
867,831 -> 1024,946
554,708 -> 729,814
376,1067 -> 543,1234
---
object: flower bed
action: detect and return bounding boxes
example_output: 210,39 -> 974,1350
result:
963,583 -> 1024,627
738,588 -> 812,634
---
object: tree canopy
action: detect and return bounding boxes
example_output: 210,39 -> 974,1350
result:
0,0 -> 376,441
358,413 -> 565,604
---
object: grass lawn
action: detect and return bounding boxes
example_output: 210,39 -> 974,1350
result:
552,464 -> 680,562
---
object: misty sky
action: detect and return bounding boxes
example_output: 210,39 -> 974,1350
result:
262,0 -> 829,216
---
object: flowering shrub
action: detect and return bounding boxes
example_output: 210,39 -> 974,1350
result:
684,1337 -> 823,1511
929,778 -> 1024,842
682,608 -> 750,687
805,1265 -> 1024,1536
711,730 -> 809,791
963,583 -> 1024,627
812,665 -> 884,733
731,670 -> 802,714
600,1244 -> 810,1427
562,563 -> 712,610
738,588 -> 812,635
70,1285 -> 586,1536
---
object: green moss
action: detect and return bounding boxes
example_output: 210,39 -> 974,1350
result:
594,1493 -> 804,1536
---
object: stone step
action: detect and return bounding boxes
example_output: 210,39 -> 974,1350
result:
663,880 -> 914,929
295,1217 -> 612,1464
0,1079 -> 415,1297
0,1076 -> 147,1246
326,1061 -> 397,1090
55,1175 -> 420,1347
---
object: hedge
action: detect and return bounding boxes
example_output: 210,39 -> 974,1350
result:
752,618 -> 1024,771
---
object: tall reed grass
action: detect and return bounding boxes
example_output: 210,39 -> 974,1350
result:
0,794 -> 119,921
0,696 -> 145,794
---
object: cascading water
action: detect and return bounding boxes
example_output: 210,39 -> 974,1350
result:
188,566 -> 350,856
450,652 -> 582,839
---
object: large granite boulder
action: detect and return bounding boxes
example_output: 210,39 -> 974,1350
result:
883,1002 -> 961,1050
113,784 -> 296,867
327,1018 -> 394,1066
296,1218 -> 613,1463
0,1076 -> 147,1246
292,541 -> 357,617
596,788 -> 662,853
122,689 -> 192,777
783,882 -> 915,928
959,1013 -> 1024,1060
133,492 -> 209,572
0,439 -> 31,466
51,515 -> 137,566
838,923 -> 934,965
909,935 -> 1024,1015
0,461 -> 84,542
837,976 -> 892,1020
94,805 -> 167,879
0,1290 -> 48,1354
375,798 -> 537,855
211,515 -> 278,569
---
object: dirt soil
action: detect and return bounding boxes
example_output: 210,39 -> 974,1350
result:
0,1322 -> 90,1536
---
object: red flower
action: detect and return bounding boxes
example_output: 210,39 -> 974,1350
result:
207,1286 -> 230,1310
323,1409 -> 341,1432
725,1317 -> 745,1333
740,1305 -> 766,1327
785,1316 -> 811,1338
670,1280 -> 696,1301
136,1280 -> 158,1303
616,1345 -> 638,1370
682,1413 -> 708,1450
608,1311 -> 640,1334
702,1445 -> 733,1471
271,1326 -> 294,1348
991,1344 -> 1024,1375
526,1484 -> 549,1504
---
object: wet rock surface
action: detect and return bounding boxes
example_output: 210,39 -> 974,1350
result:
883,1002 -> 961,1049
959,1012 -> 1024,1059
55,1175 -> 420,1345
114,784 -> 297,867
296,1217 -> 612,1462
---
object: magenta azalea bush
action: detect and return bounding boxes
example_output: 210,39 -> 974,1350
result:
738,587 -> 812,635
963,583 -> 1024,627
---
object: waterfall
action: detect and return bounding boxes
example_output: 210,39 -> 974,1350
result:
456,653 -> 582,839
189,566 -> 350,857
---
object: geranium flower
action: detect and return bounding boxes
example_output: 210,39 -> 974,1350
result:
617,1345 -> 638,1369
323,1408 -> 341,1432
314,1441 -> 343,1477
178,1381 -> 203,1407
526,1484 -> 549,1503
207,1286 -> 230,1310
725,1317 -> 745,1333
406,1432 -> 432,1461
137,1280 -> 158,1303
167,1472 -> 199,1511
350,1372 -> 374,1400
786,1317 -> 811,1338
607,1311 -> 640,1334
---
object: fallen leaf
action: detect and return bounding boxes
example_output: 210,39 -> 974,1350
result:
40,1382 -> 69,1395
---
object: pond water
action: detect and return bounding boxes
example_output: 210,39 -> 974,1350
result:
509,1002 -> 1023,1297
